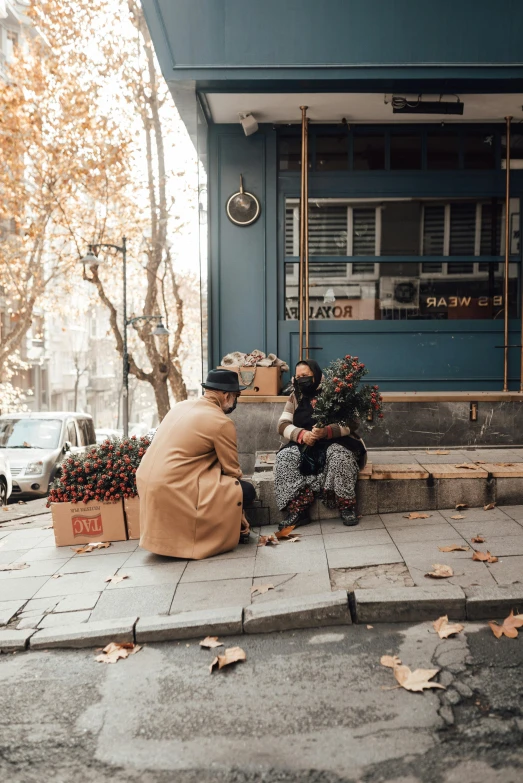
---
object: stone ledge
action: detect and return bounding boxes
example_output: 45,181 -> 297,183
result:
352,586 -> 466,623
30,617 -> 137,650
465,586 -> 523,619
243,590 -> 351,634
0,628 -> 35,652
135,606 -> 243,643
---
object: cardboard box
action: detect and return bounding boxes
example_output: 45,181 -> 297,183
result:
218,366 -> 283,396
51,500 -> 127,547
124,496 -> 140,540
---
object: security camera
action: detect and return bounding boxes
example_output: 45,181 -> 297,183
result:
239,112 -> 259,136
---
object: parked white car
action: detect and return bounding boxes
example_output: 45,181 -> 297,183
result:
95,428 -> 122,445
0,451 -> 13,507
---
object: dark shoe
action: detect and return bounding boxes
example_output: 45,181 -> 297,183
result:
341,508 -> 359,526
239,530 -> 251,544
278,508 -> 310,531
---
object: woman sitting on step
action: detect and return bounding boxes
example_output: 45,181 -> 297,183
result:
274,359 -> 366,530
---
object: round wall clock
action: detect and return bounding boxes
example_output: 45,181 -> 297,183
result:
226,174 -> 261,227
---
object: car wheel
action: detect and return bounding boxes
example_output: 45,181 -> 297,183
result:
0,480 -> 7,507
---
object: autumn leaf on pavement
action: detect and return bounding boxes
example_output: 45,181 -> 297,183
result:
209,646 -> 246,673
488,611 -> 523,639
72,542 -> 111,554
484,503 -> 496,511
425,564 -> 454,579
287,536 -> 301,543
250,584 -> 274,596
433,616 -> 464,639
438,545 -> 470,552
0,562 -> 29,571
474,460 -> 487,464
455,503 -> 468,510
199,636 -> 224,649
105,574 -> 129,584
2,506 -> 8,512
275,525 -> 296,540
380,654 -> 445,692
257,535 -> 279,547
472,550 -> 498,563
403,512 -> 431,520
95,642 -> 142,664
471,535 -> 486,543
450,514 -> 466,520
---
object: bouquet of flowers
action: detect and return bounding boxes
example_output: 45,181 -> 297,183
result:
312,355 -> 384,428
47,435 -> 151,506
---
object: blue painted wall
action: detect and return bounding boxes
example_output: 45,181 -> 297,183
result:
144,0 -> 523,77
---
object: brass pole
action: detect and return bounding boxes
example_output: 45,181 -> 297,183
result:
298,105 -> 308,361
304,111 -> 310,359
503,116 -> 512,391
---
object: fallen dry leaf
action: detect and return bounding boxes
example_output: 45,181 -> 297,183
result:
71,542 -> 111,554
43,525 -> 53,530
0,562 -> 29,571
250,583 -> 274,596
257,535 -> 279,547
51,574 -> 62,579
455,503 -> 468,510
199,636 -> 224,649
2,506 -> 8,512
488,611 -> 523,639
433,615 -> 464,639
105,574 -> 129,584
426,450 -> 450,455
367,625 -> 374,629
474,460 -> 487,464
17,501 -> 26,505
455,463 -> 479,470
380,654 -> 445,693
438,544 -> 470,552
472,550 -> 498,563
275,525 -> 296,540
450,514 -> 466,520
95,642 -> 142,664
287,536 -> 301,543
209,646 -> 246,673
403,512 -> 431,520
484,503 -> 496,511
471,535 -> 486,543
425,563 -> 454,579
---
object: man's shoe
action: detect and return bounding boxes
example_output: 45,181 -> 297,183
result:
341,508 -> 359,526
278,508 -> 310,531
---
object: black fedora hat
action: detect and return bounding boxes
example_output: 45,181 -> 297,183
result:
202,368 -> 248,392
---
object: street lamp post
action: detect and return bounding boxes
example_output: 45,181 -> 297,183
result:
80,239 -> 169,437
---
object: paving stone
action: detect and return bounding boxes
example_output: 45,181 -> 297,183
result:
422,464 -> 488,480
410,450 -> 472,464
487,555 -> 523,586
0,599 -> 27,626
326,543 -> 403,570
170,578 -> 253,614
17,615 -> 43,630
372,464 -> 430,480
321,515 -> 384,534
0,628 -> 35,652
254,548 -> 328,578
322,528 -> 393,550
473,535 -> 523,557
30,616 -> 137,649
405,555 -> 498,589
32,571 -> 109,598
380,511 -> 446,528
437,479 -> 488,510
352,585 -> 466,623
257,533 -> 325,553
0,559 -> 64,580
0,577 -> 50,601
136,606 -> 243,642
396,540 -> 472,562
498,505 -> 523,521
0,532 -> 49,550
89,585 -> 175,621
58,553 -> 132,574
251,571 -> 332,603
69,540 -> 139,556
0,550 -> 27,565
447,519 -> 523,539
465,585 -> 523,619
244,590 -> 351,634
38,610 -> 91,628
439,506 -> 512,523
330,562 -> 414,592
181,557 -> 255,583
22,597 -> 62,614
122,549 -> 180,569
54,592 -> 102,613
105,562 -> 186,590
21,546 -> 74,562
388,523 -> 464,544
496,477 -> 523,506
205,542 -> 259,560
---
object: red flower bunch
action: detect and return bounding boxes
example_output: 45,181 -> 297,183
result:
312,355 -> 384,428
47,435 -> 152,506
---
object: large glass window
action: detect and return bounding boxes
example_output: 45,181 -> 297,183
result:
315,134 -> 348,171
464,132 -> 496,169
427,131 -> 460,170
353,134 -> 385,170
390,134 -> 422,170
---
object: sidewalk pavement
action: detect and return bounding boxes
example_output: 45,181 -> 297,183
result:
1,498 -> 523,649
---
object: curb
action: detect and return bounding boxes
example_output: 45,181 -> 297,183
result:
2,585 -> 523,651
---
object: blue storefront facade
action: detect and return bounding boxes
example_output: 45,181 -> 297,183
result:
143,0 -> 523,391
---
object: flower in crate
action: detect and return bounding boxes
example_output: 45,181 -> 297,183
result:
48,435 -> 151,505
312,356 -> 384,429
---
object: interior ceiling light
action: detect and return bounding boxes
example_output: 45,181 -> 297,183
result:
391,95 -> 464,115
239,112 -> 259,136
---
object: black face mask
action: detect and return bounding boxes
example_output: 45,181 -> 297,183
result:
295,377 -> 316,397
225,396 -> 238,415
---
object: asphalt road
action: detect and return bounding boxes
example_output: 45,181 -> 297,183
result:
0,622 -> 522,783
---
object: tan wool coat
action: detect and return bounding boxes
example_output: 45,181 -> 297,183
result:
136,393 -> 243,560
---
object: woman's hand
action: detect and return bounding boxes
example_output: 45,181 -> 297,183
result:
302,430 -> 317,447
312,426 -> 328,440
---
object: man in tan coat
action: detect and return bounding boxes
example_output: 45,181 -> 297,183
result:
137,369 -> 255,560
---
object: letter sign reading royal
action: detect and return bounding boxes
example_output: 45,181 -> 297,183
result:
72,513 -> 103,537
